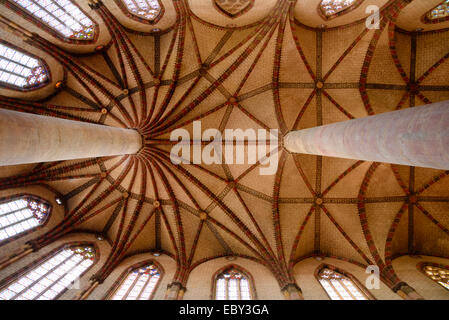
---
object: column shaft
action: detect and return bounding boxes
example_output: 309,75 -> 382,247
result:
0,109 -> 141,166
284,101 -> 449,170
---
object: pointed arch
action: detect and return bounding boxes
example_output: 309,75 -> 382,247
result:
114,0 -> 165,24
318,0 -> 365,20
3,0 -> 99,44
211,264 -> 256,300
423,0 -> 449,24
315,264 -> 375,300
418,262 -> 449,291
104,259 -> 164,300
0,194 -> 51,246
0,40 -> 50,91
0,242 -> 97,300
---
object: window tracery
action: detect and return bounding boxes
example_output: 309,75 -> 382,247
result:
0,195 -> 50,241
0,244 -> 95,300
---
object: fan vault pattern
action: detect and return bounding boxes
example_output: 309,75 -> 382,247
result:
0,0 -> 448,295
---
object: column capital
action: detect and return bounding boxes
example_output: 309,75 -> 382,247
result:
281,283 -> 304,300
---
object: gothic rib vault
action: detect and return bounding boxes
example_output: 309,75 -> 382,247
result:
0,0 -> 448,295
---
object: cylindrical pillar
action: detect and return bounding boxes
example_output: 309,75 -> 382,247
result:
0,109 -> 142,166
284,101 -> 449,170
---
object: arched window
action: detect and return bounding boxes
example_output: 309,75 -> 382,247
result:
319,0 -> 362,20
421,263 -> 449,290
214,266 -> 254,300
317,266 -> 372,300
7,0 -> 96,41
0,42 -> 49,90
424,0 -> 449,23
0,195 -> 50,242
108,262 -> 161,300
115,0 -> 164,24
0,244 -> 96,300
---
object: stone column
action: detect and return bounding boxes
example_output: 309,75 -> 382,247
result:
165,282 -> 186,300
284,100 -> 449,170
0,109 -> 142,166
392,282 -> 424,300
281,283 -> 304,300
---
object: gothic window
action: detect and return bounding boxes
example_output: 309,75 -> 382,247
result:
9,0 -> 95,41
109,263 -> 161,300
0,244 -> 96,300
319,0 -> 362,20
421,263 -> 449,290
0,43 -> 49,90
424,0 -> 449,23
214,267 -> 253,300
120,0 -> 163,22
0,195 -> 50,242
317,267 -> 371,300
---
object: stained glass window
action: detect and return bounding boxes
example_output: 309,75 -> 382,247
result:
0,44 -> 48,89
0,196 -> 50,241
422,264 -> 449,290
10,0 -> 95,40
121,0 -> 162,21
318,267 -> 369,300
319,0 -> 359,18
110,263 -> 161,300
0,245 -> 95,300
215,267 -> 252,300
425,0 -> 449,21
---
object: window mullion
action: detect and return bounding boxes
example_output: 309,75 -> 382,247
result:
0,216 -> 35,232
341,279 -> 357,300
327,280 -> 344,300
0,69 -> 27,82
237,279 -> 241,300
123,274 -> 141,300
32,257 -> 84,300
25,1 -> 72,30
0,55 -> 32,70
135,274 -> 152,300
225,278 -> 229,300
10,252 -> 75,300
0,206 -> 29,218
46,0 -> 88,28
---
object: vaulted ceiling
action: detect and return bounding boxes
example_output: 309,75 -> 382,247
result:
0,0 -> 448,287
